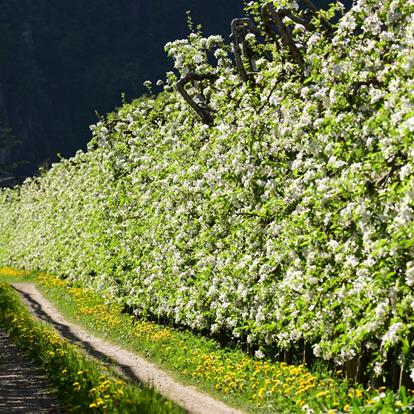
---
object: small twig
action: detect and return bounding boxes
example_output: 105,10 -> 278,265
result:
399,363 -> 404,390
302,0 -> 331,31
264,4 -> 304,69
344,78 -> 384,113
352,79 -> 383,96
375,158 -> 400,187
261,7 -> 279,43
176,72 -> 218,125
230,18 -> 259,82
302,0 -> 318,12
285,10 -> 315,32
257,80 -> 280,114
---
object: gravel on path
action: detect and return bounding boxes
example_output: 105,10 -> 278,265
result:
0,328 -> 63,414
12,282 -> 245,414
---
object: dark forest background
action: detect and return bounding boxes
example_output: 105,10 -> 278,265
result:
0,0 -> 346,183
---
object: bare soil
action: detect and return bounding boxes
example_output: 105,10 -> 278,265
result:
12,282 -> 245,414
0,328 -> 63,413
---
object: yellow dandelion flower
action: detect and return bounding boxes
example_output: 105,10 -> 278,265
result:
258,387 -> 266,398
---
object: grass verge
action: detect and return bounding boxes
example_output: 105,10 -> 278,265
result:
1,267 -> 413,413
0,280 -> 185,414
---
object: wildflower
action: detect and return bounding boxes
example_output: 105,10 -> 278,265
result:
313,344 -> 321,358
405,262 -> 414,286
143,80 -> 152,89
255,349 -> 265,359
258,387 -> 266,398
381,323 -> 403,346
307,33 -> 320,47
245,33 -> 255,42
193,54 -> 203,64
373,362 -> 383,376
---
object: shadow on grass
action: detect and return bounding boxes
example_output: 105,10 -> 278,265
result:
13,286 -> 143,386
0,329 -> 63,414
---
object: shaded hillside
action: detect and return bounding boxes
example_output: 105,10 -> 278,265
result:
0,1 -> 350,180
0,0 -> 243,178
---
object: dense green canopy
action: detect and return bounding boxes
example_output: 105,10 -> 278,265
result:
1,0 -> 412,388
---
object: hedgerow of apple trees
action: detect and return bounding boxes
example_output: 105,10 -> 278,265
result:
0,0 -> 413,386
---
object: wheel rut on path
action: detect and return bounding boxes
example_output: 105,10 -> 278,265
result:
0,329 -> 63,414
12,283 -> 245,414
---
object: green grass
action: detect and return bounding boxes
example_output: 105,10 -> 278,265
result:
0,280 -> 185,414
1,268 -> 414,413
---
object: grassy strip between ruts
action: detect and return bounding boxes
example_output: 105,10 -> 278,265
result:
0,280 -> 185,414
1,267 -> 413,414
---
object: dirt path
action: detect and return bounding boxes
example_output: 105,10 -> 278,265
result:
12,283 -> 245,414
0,328 -> 63,413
